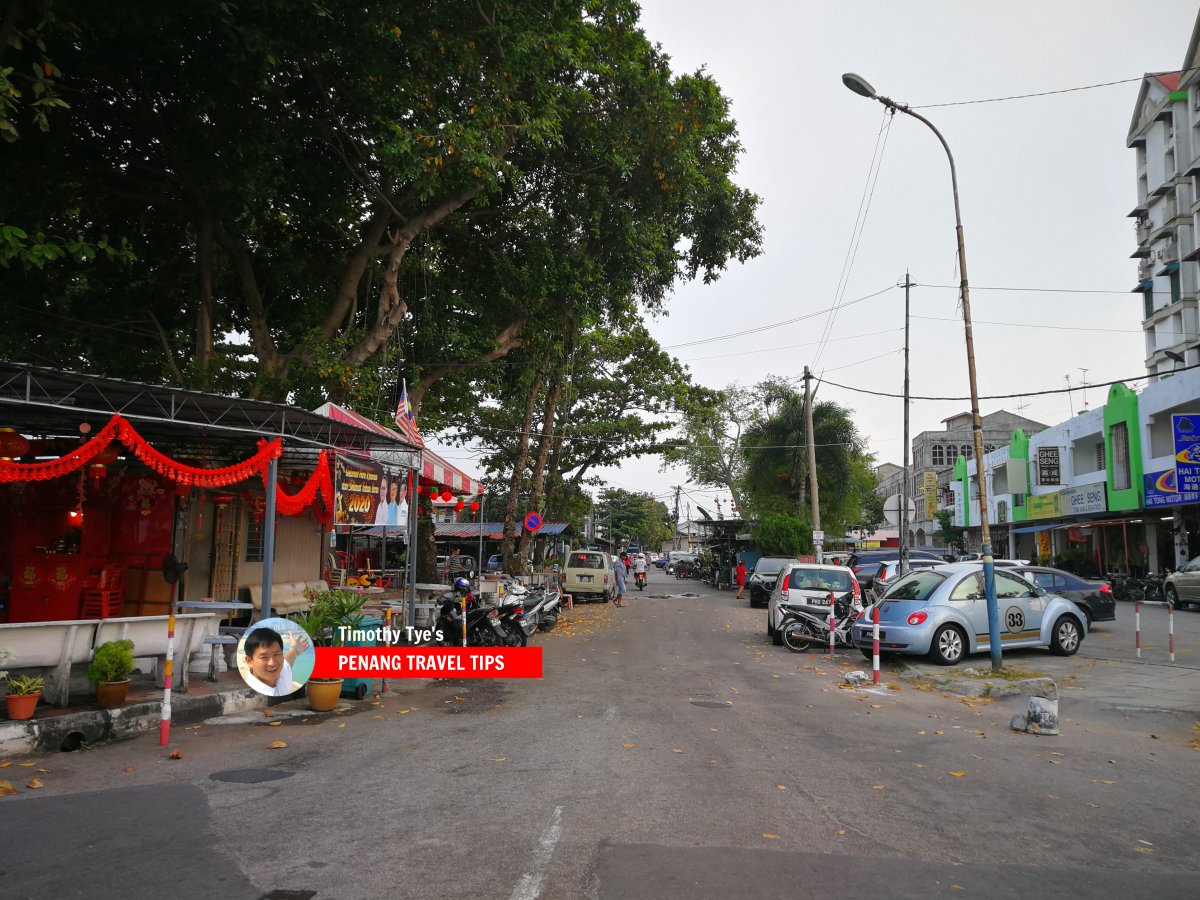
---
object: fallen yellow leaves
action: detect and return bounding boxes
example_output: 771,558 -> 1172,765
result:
672,748 -> 684,753
15,761 -> 35,767
0,779 -> 18,796
949,771 -> 966,778
169,749 -> 184,760
913,764 -> 926,769
872,784 -> 885,791
623,743 -> 636,749
27,776 -> 44,789
762,833 -> 780,840
124,765 -> 136,773
776,784 -> 787,791
268,720 -> 283,727
266,740 -> 288,750
490,757 -> 507,762
337,722 -> 347,728
0,761 -> 11,768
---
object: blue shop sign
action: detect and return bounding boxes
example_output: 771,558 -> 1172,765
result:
1144,468 -> 1200,508
1172,414 -> 1200,492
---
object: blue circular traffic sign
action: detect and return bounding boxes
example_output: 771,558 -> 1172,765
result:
524,511 -> 542,532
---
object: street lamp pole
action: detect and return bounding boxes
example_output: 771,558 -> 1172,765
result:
842,73 -> 1002,670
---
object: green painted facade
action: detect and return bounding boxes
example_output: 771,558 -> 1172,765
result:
1009,429 -> 1030,522
1103,383 -> 1144,511
953,454 -> 968,527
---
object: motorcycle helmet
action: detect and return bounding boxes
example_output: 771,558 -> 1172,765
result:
453,576 -> 472,593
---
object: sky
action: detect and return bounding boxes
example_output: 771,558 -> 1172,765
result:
572,0 -> 1200,515
429,1 -> 1200,520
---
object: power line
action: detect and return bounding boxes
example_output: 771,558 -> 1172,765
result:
679,327 -> 903,362
817,361 -> 1200,402
912,68 -> 1197,109
911,314 -> 1151,335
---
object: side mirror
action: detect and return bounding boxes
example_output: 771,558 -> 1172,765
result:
1036,587 -> 1047,597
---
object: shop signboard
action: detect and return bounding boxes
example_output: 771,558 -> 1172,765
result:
1143,468 -> 1200,508
923,472 -> 938,519
1037,447 -> 1061,486
334,455 -> 384,527
951,481 -> 964,527
1026,492 -> 1061,520
1172,414 -> 1200,493
1060,484 -> 1107,516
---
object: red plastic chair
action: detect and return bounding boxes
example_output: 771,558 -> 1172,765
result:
81,565 -> 127,618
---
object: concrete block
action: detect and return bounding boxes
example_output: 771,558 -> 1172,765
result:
844,670 -> 869,686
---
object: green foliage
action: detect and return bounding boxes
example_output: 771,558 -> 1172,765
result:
661,383 -> 756,506
1053,548 -> 1088,576
87,639 -> 134,686
934,510 -> 966,555
753,513 -> 810,558
5,672 -> 45,695
594,487 -> 674,550
293,588 -> 369,650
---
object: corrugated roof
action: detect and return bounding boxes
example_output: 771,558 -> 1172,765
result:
435,522 -> 570,539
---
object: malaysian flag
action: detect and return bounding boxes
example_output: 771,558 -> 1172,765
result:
394,379 -> 422,446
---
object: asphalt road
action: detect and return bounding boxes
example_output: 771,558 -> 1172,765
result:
3,569 -> 1198,899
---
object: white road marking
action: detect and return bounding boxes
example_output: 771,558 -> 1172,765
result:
509,805 -> 564,900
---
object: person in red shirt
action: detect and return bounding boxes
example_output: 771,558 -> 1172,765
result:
735,557 -> 747,599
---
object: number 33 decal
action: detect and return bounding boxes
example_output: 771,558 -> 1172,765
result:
1005,606 -> 1025,633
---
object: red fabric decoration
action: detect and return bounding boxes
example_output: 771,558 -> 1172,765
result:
266,449 -> 335,527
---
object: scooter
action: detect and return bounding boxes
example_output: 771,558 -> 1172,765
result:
435,589 -> 508,647
635,570 -> 647,591
778,592 -> 861,653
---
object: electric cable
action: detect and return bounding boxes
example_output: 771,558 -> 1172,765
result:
911,67 -> 1199,109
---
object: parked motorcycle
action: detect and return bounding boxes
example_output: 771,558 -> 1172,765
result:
435,587 -> 508,647
778,592 -> 861,653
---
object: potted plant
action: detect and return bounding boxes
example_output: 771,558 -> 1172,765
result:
4,652 -> 44,720
291,589 -> 368,711
87,639 -> 135,709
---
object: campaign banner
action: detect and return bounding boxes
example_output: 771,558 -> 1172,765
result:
1026,492 -> 1062,520
1144,468 -> 1200,508
311,647 -> 543,679
1172,414 -> 1200,493
334,455 -> 384,526
923,471 -> 938,519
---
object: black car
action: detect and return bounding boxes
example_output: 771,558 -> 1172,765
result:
746,556 -> 795,608
846,549 -> 947,593
1013,565 -> 1115,627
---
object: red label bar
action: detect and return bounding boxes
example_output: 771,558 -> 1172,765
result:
311,647 -> 542,679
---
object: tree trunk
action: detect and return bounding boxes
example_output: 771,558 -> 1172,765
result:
409,317 -> 528,414
502,371 -> 543,575
517,366 -> 564,564
215,227 -> 288,398
195,217 -> 215,380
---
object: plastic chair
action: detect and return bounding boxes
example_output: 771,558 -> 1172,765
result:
81,564 -> 127,618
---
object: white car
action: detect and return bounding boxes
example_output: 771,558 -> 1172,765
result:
766,563 -> 863,646
868,559 -> 948,598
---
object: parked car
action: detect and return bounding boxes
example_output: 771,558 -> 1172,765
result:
746,556 -> 795,608
767,563 -> 862,645
486,554 -> 503,574
562,550 -> 615,603
1012,566 -> 1115,627
847,549 -> 946,593
851,563 -> 1089,665
653,556 -> 669,569
868,558 -> 948,599
1165,557 -> 1200,610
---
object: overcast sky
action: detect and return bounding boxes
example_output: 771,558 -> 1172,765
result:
567,0 -> 1200,517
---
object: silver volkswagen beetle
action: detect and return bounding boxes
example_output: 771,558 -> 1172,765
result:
852,563 -> 1088,665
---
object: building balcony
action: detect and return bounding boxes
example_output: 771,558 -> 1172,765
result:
1150,179 -> 1175,198
1128,201 -> 1150,218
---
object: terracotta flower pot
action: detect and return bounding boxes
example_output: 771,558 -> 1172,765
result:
95,679 -> 131,710
5,692 -> 41,720
306,679 -> 343,712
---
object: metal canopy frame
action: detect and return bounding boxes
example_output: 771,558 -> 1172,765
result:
0,361 -> 420,466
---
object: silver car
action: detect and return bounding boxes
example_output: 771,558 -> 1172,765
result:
851,563 -> 1088,665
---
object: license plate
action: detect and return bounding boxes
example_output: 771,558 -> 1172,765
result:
808,596 -> 831,606
580,575 -> 592,583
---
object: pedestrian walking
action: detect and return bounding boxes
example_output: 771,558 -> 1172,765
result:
735,557 -> 747,600
613,553 -> 628,606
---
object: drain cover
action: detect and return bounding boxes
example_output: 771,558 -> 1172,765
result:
690,701 -> 733,709
211,768 -> 295,784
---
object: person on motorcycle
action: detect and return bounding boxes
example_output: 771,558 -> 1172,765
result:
632,553 -> 647,589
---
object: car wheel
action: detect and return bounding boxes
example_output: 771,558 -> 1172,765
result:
860,647 -> 874,662
1050,615 -> 1082,656
927,624 -> 966,666
1166,585 -> 1186,611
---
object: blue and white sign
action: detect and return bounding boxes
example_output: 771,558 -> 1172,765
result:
1144,468 -> 1200,508
1172,414 -> 1200,493
1059,484 -> 1107,516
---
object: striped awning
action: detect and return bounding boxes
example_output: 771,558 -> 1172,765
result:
421,447 -> 483,497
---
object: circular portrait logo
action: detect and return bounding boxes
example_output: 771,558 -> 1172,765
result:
236,616 -> 314,697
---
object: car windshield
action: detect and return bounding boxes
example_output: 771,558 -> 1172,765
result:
569,553 -> 605,570
752,558 -> 790,576
880,569 -> 945,602
788,568 -> 853,592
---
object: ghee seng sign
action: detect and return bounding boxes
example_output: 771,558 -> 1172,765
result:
334,454 -> 383,527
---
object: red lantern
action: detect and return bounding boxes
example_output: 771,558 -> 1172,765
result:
0,428 -> 30,461
212,492 -> 235,507
454,499 -> 464,512
469,501 -> 480,512
441,490 -> 453,502
416,485 -> 423,495
88,462 -> 107,488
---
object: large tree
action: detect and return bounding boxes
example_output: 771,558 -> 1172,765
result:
660,383 -> 757,508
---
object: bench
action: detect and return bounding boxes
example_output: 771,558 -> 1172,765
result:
0,614 -> 219,706
241,580 -> 330,618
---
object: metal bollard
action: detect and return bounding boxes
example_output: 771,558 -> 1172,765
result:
1135,600 -> 1142,659
872,604 -> 880,685
828,592 -> 835,658
1169,600 -> 1175,663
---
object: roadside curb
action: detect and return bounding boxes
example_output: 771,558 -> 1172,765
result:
0,688 -> 264,756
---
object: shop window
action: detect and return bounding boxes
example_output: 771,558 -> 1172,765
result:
1095,443 -> 1106,472
931,444 -> 944,466
245,516 -> 278,563
1111,422 -> 1131,491
961,444 -> 973,460
1170,272 -> 1182,305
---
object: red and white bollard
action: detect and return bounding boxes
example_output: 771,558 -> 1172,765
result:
1168,600 -> 1175,662
872,603 -> 881,685
1135,600 -> 1142,659
828,592 -> 836,658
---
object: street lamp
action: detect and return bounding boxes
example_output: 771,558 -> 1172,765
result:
842,72 -> 1003,671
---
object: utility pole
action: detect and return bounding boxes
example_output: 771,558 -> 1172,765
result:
900,271 -> 913,577
1065,374 -> 1074,417
1079,368 -> 1090,410
804,366 -> 822,561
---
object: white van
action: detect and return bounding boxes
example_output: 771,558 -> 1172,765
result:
563,550 -> 616,603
